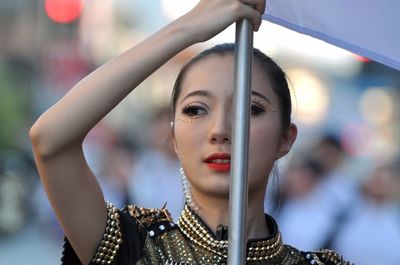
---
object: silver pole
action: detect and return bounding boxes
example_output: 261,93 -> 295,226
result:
227,19 -> 253,265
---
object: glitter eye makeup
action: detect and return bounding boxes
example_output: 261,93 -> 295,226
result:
251,96 -> 278,114
251,96 -> 266,107
175,117 -> 193,124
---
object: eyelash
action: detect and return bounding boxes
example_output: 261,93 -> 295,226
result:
251,104 -> 266,116
182,104 -> 207,117
182,102 -> 267,117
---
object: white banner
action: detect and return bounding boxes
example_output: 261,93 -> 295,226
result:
263,0 -> 400,70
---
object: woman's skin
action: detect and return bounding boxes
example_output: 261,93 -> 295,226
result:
29,0 -> 294,264
173,54 -> 297,238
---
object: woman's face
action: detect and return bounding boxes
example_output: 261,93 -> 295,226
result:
173,54 -> 296,200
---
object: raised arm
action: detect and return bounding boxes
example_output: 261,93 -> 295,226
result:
30,0 -> 265,264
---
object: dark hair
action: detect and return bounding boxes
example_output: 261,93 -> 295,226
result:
319,134 -> 343,152
170,43 -> 292,130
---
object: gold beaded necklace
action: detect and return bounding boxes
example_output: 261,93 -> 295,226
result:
177,205 -> 284,262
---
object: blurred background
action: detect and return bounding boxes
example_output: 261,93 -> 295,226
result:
0,0 -> 399,264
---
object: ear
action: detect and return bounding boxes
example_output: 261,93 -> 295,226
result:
276,123 -> 297,159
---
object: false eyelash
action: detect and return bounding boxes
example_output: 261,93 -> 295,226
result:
251,104 -> 266,115
182,104 -> 207,117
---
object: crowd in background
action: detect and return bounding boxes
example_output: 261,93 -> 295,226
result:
269,136 -> 400,265
1,1 -> 400,265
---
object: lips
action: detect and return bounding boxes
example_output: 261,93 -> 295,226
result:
204,153 -> 231,172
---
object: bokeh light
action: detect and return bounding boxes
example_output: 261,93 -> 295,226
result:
45,0 -> 83,24
359,87 -> 394,126
288,69 -> 329,125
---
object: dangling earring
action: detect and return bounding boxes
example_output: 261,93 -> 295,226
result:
179,168 -> 199,212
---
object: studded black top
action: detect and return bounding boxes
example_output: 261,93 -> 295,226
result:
61,202 -> 351,265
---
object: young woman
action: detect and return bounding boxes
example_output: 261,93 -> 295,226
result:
30,0 -> 350,264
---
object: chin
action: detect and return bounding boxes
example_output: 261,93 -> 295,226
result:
192,179 -> 231,199
207,187 -> 230,199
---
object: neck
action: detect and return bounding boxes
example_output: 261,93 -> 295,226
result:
190,189 -> 270,240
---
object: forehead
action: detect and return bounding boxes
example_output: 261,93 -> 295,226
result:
178,54 -> 277,103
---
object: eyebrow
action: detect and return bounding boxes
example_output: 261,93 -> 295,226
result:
179,89 -> 272,104
179,90 -> 211,104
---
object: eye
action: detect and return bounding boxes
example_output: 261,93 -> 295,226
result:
251,104 -> 265,116
182,104 -> 207,117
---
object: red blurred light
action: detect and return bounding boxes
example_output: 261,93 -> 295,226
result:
353,54 -> 370,63
45,0 -> 83,24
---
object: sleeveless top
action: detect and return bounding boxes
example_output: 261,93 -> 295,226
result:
61,202 -> 351,265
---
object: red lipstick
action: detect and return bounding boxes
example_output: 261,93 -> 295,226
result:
204,153 -> 231,172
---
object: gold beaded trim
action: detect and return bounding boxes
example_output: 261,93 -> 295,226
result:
319,249 -> 352,265
127,204 -> 173,228
92,202 -> 122,264
246,233 -> 283,262
178,205 -> 284,261
178,206 -> 228,258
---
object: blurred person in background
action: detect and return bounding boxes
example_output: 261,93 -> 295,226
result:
127,106 -> 183,219
309,135 -> 358,248
0,155 -> 28,237
276,135 -> 357,251
98,136 -> 137,209
279,158 -> 325,202
29,0 -> 349,264
276,157 -> 328,249
330,157 -> 400,265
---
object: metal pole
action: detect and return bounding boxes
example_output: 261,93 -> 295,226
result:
227,19 -> 253,265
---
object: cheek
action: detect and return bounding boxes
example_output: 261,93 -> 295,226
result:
250,122 -> 281,156
174,126 -> 190,154
248,123 -> 280,189
173,122 -> 204,157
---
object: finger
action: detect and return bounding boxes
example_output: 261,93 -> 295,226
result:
254,14 -> 262,31
236,4 -> 263,31
240,0 -> 266,15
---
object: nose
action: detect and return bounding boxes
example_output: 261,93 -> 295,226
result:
208,109 -> 231,145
